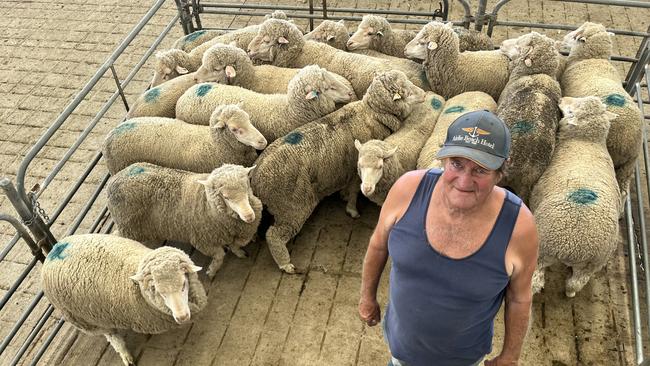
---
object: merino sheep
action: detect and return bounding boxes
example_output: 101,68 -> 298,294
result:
107,163 -> 262,277
404,21 -> 509,100
355,92 -> 445,205
530,96 -> 620,298
127,72 -> 197,119
247,18 -> 431,98
417,91 -> 497,169
304,19 -> 349,50
41,234 -> 207,366
560,22 -> 642,208
171,29 -> 227,52
176,65 -> 354,142
251,70 -> 425,273
496,32 -> 562,204
104,105 -> 266,175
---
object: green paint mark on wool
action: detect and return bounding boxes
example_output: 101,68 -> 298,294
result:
444,105 -> 465,114
603,93 -> 626,107
567,188 -> 598,205
430,98 -> 442,110
127,166 -> 146,177
144,88 -> 161,103
511,121 -> 535,134
184,30 -> 206,43
196,84 -> 213,97
114,122 -> 136,135
284,131 -> 303,145
47,242 -> 70,261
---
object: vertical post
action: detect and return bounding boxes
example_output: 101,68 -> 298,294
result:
309,0 -> 314,31
626,196 -> 645,364
322,0 -> 328,19
475,0 -> 488,31
174,0 -> 194,35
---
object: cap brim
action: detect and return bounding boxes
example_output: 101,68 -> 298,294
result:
435,146 -> 504,170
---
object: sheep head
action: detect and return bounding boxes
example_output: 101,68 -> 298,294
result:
504,32 -> 560,77
404,21 -> 457,60
247,19 -> 305,67
151,49 -> 190,87
347,15 -> 391,51
198,164 -> 259,224
364,70 -> 426,123
210,104 -> 267,150
304,19 -> 349,50
194,44 -> 254,85
558,96 -> 616,143
131,247 -> 205,324
562,22 -> 614,60
355,139 -> 397,197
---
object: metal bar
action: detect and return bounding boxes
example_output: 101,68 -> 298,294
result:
65,172 -> 111,237
475,0 -> 488,31
625,41 -> 650,95
0,234 -> 20,263
490,20 -> 650,38
10,305 -> 55,366
175,0 -> 194,34
626,196 -> 644,364
27,317 -> 65,366
308,0 -> 314,31
0,257 -> 39,311
0,292 -> 44,355
89,205 -> 110,234
110,65 -> 129,112
550,0 -> 650,8
321,0 -> 328,19
0,215 -> 39,257
487,0 -> 510,37
200,2 -> 447,17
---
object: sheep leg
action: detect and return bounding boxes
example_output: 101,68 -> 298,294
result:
266,223 -> 300,274
531,256 -> 556,294
227,244 -> 249,258
105,333 -> 135,366
342,179 -> 361,218
565,261 -> 602,298
615,159 -> 634,216
207,247 -> 227,278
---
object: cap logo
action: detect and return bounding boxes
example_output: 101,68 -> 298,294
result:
462,127 -> 491,138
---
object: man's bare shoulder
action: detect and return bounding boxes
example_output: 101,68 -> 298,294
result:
385,169 -> 430,205
507,201 -> 539,276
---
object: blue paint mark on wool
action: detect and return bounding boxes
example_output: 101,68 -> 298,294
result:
127,166 -> 146,177
603,93 -> 626,107
284,132 -> 303,145
444,105 -> 465,114
114,122 -> 136,135
196,84 -> 213,97
567,188 -> 599,205
184,30 -> 206,43
47,242 -> 70,261
144,88 -> 161,103
511,121 -> 535,134
430,98 -> 442,110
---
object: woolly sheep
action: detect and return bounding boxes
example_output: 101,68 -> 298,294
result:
304,19 -> 349,50
496,32 -> 562,204
176,65 -> 354,142
251,70 -> 425,273
107,163 -> 262,277
530,96 -> 620,298
127,72 -> 197,119
355,92 -> 446,205
246,18 -> 431,98
41,234 -> 207,366
404,21 -> 509,100
171,29 -> 227,52
347,15 -> 494,57
416,91 -> 497,169
104,105 -> 265,175
560,22 -> 642,208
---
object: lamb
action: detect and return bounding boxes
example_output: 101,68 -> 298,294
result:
496,32 -> 562,204
107,163 -> 262,277
176,65 -> 354,142
347,15 -> 494,57
404,21 -> 510,100
171,29 -> 227,52
355,92 -> 445,205
41,234 -> 207,366
104,104 -> 266,175
416,91 -> 497,169
246,18 -> 431,98
304,19 -> 349,50
530,96 -> 620,298
250,70 -> 425,273
559,21 -> 642,208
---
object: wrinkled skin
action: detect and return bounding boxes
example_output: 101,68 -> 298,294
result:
193,44 -> 248,84
403,22 -> 456,60
211,104 -> 267,150
355,139 -> 397,196
151,50 -> 190,87
199,165 -> 258,224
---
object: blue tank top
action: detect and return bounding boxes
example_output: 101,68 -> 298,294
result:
384,169 -> 522,366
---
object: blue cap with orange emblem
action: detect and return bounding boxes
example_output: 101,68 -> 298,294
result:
435,110 -> 511,170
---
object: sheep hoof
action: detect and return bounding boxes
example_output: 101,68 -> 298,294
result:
345,207 -> 360,219
280,263 -> 303,274
565,290 -> 576,298
229,247 -> 249,258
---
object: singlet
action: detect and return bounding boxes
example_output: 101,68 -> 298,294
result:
384,169 -> 522,366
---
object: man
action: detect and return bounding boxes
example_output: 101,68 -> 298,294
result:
358,110 -> 538,366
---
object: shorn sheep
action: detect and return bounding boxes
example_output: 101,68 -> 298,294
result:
176,65 -> 354,142
530,96 -> 620,298
404,21 -> 509,100
417,91 -> 497,169
251,70 -> 425,273
41,234 -> 207,366
104,104 -> 266,174
107,163 -> 262,278
560,21 -> 642,209
304,19 -> 349,50
496,32 -> 562,204
171,29 -> 227,52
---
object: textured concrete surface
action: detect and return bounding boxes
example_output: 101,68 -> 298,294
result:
0,0 -> 649,365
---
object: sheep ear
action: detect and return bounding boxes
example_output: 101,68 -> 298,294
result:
184,264 -> 202,273
163,66 -> 172,75
278,36 -> 289,44
427,41 -> 438,50
176,65 -> 189,74
444,22 -> 454,29
337,19 -> 345,25
130,272 -> 145,283
577,36 -> 586,43
306,90 -> 320,100
607,31 -> 615,37
524,58 -> 532,67
225,65 -> 237,78
326,35 -> 336,41
354,139 -> 362,150
384,146 -> 398,158
376,30 -> 384,37
605,111 -> 618,121
393,93 -> 402,101
245,165 -> 256,176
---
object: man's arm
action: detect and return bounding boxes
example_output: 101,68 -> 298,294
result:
486,203 -> 539,365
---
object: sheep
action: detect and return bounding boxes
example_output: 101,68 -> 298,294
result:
107,163 -> 262,277
250,70 -> 425,273
404,21 -> 510,100
171,29 -> 227,52
127,72 -> 196,119
559,22 -> 642,209
104,105 -> 266,175
347,15 -> 494,57
417,91 -> 497,169
176,65 -> 354,142
529,96 -> 620,298
355,92 -> 446,205
246,18 -> 431,98
304,19 -> 349,50
495,32 -> 562,204
150,10 -> 288,86
41,234 -> 207,366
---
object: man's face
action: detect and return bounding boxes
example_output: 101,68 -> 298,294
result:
440,157 -> 500,211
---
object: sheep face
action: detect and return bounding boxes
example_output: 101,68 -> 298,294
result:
131,249 -> 202,324
199,165 -> 258,224
503,32 -> 559,75
304,20 -> 348,49
319,69 -> 355,103
561,22 -> 613,59
558,96 -> 615,139
151,49 -> 190,87
194,44 -> 252,84
355,140 -> 397,196
210,104 -> 267,149
367,70 -> 426,119
248,19 -> 304,66
404,21 -> 456,60
347,15 -> 389,51
499,37 -> 519,60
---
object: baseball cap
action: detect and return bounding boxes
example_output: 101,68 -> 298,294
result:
435,110 -> 510,170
